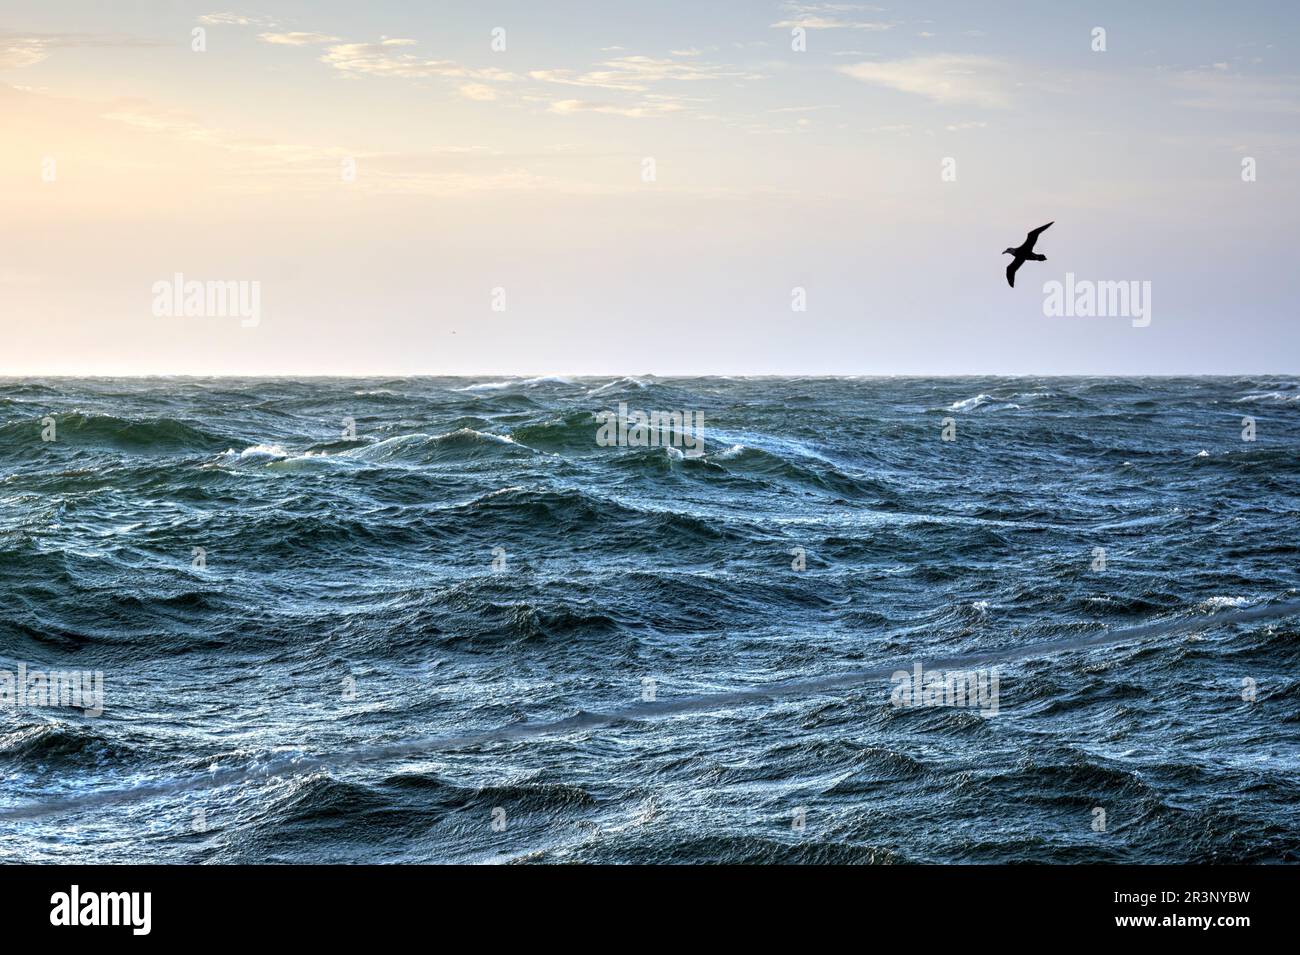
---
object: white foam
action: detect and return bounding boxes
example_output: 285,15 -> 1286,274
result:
217,443 -> 288,463
950,394 -> 1019,412
458,376 -> 574,392
1237,392 -> 1300,403
1203,596 -> 1250,609
584,376 -> 650,397
444,428 -> 517,445
343,429 -> 522,461
950,394 -> 993,411
706,429 -> 835,466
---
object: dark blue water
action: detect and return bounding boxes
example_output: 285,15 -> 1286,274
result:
1,376 -> 1298,863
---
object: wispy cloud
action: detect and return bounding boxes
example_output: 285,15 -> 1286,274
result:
197,13 -> 276,27
98,102 -> 326,164
320,39 -> 516,83
547,97 -> 686,118
771,2 -> 892,31
1168,69 -> 1300,114
458,83 -> 499,101
0,39 -> 45,70
0,31 -> 165,71
214,17 -> 755,119
529,55 -> 762,93
259,32 -> 339,46
74,92 -> 593,196
839,54 -> 1013,107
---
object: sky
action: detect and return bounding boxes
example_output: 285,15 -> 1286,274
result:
1,1 -> 1297,375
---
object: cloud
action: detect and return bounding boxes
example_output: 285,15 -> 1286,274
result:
320,40 -> 516,83
206,23 -> 758,122
459,83 -> 499,101
529,55 -> 762,93
839,55 -> 1013,107
259,32 -> 339,46
55,90 -> 574,198
260,28 -> 753,120
0,40 -> 46,70
548,98 -> 685,118
771,2 -> 892,31
1168,69 -> 1300,114
98,103 -> 324,164
0,31 -> 166,70
197,13 -> 275,27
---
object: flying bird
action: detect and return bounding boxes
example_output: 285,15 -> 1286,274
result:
1003,221 -> 1053,288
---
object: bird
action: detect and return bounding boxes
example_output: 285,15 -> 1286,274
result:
1003,221 -> 1053,288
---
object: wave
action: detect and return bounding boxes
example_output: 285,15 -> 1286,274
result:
1201,595 -> 1252,609
440,485 -> 732,540
562,832 -> 909,865
698,443 -> 898,500
584,376 -> 652,397
1237,391 -> 1300,403
950,393 -> 994,411
457,601 -> 624,645
215,429 -> 538,469
346,428 -> 533,464
405,486 -> 771,564
507,413 -> 601,452
705,429 -> 841,467
457,376 -> 575,392
1,412 -> 233,452
949,393 -> 1022,412
0,723 -> 132,769
216,443 -> 289,463
469,780 -> 598,811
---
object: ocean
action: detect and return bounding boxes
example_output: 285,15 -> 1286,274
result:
1,375 -> 1297,863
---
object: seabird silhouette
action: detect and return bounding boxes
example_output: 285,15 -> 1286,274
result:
1003,221 -> 1053,288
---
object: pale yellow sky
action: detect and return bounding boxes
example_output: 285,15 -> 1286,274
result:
3,2 -> 1297,374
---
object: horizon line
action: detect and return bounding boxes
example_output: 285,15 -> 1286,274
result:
1,371 -> 1297,380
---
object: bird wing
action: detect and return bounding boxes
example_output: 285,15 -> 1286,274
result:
1025,221 -> 1053,248
1006,257 -> 1021,288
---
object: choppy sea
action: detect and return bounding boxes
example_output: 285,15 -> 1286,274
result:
1,376 -> 1298,863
